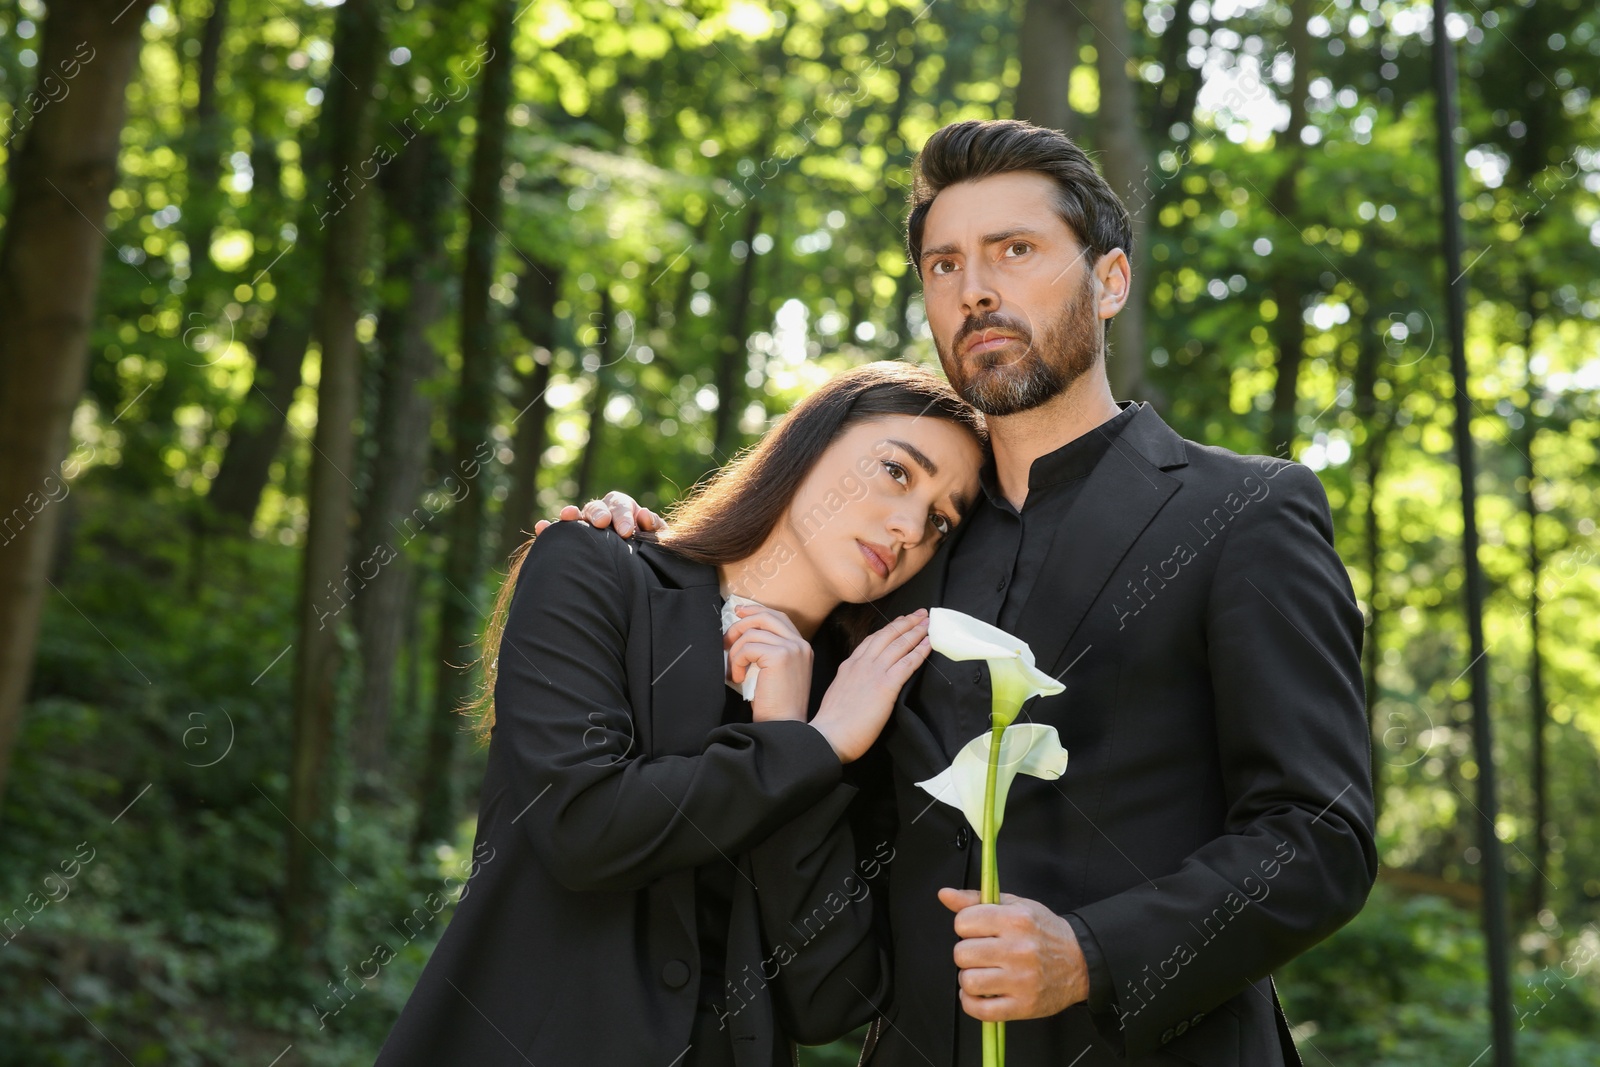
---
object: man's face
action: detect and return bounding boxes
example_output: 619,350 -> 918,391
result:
917,171 -> 1127,416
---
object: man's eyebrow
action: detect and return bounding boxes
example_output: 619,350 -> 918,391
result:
919,228 -> 1044,262
982,227 -> 1041,246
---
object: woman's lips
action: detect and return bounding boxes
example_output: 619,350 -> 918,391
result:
857,540 -> 890,578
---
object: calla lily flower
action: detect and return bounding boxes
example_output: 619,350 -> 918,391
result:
917,608 -> 1068,1067
914,723 -> 1068,841
928,608 -> 1065,726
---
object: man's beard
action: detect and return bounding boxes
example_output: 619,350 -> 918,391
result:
936,275 -> 1101,417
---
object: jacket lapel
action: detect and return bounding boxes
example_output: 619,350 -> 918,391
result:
878,524 -> 969,779
634,539 -> 729,759
1011,403 -> 1189,678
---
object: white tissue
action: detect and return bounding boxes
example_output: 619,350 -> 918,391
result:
719,593 -> 766,701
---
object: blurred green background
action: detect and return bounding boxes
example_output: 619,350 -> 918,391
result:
1,0 -> 1598,1063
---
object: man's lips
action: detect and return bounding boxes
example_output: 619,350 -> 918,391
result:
963,329 -> 1020,357
857,540 -> 894,578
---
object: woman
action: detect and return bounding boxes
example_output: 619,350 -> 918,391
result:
375,361 -> 985,1066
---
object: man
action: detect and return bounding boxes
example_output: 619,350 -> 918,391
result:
547,119 -> 1376,1065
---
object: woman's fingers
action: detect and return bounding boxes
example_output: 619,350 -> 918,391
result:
724,604 -> 802,645
886,635 -> 933,682
858,609 -> 929,658
866,615 -> 929,666
726,630 -> 801,682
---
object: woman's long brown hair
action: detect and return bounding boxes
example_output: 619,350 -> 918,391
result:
465,360 -> 986,741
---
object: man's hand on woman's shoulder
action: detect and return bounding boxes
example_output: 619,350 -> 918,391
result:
532,489 -> 666,539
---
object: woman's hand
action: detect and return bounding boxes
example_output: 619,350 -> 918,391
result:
810,609 -> 931,764
725,604 -> 813,724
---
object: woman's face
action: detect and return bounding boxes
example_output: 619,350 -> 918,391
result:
783,413 -> 984,604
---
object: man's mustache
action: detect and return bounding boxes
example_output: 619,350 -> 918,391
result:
951,312 -> 1033,358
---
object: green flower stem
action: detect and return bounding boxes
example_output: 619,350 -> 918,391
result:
980,663 -> 1036,1067
981,715 -> 1007,1067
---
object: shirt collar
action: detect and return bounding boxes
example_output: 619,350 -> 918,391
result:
978,400 -> 1141,504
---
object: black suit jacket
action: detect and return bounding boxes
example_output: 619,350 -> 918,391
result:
375,521 -> 890,1066
859,404 -> 1376,1066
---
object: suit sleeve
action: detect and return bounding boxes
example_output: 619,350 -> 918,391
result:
494,520 -> 844,894
1070,461 -> 1377,1056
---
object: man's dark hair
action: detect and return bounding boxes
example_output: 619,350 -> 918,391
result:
906,119 -> 1133,278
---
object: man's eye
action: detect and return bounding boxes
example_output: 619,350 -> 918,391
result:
882,460 -> 909,485
1006,241 -> 1031,257
930,259 -> 956,275
930,512 -> 952,536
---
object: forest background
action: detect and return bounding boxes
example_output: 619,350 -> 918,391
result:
1,0 -> 1598,1063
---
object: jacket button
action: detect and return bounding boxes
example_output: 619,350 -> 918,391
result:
972,667 -> 983,684
1174,1020 -> 1188,1037
1160,1027 -> 1174,1043
1191,1012 -> 1205,1026
661,959 -> 691,989
954,827 -> 970,849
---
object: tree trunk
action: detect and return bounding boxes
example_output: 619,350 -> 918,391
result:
182,0 -> 229,290
1522,290 -> 1548,921
1089,0 -> 1149,402
207,309 -> 311,525
352,132 -> 448,782
573,290 -> 615,504
413,0 -> 516,849
713,207 -> 763,457
206,104 -> 319,527
497,254 -> 561,561
1267,0 -> 1313,459
0,0 -> 153,811
1354,308 -> 1386,822
1016,0 -> 1082,139
282,0 -> 385,962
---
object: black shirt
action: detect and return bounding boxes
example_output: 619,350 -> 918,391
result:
911,398 -> 1138,1017
916,400 -> 1139,757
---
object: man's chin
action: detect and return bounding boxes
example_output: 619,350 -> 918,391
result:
957,368 -> 1058,416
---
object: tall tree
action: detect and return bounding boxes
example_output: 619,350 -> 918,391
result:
1353,302 -> 1389,820
1088,0 -> 1149,402
1266,0 -> 1314,459
181,0 -> 230,294
206,103 -> 322,527
573,290 -> 615,511
353,132 -> 448,780
282,0 -> 386,959
0,0 -> 154,809
413,0 -> 516,848
712,206 -> 763,458
497,253 -> 562,561
1521,290 -> 1549,921
1015,0 -> 1082,139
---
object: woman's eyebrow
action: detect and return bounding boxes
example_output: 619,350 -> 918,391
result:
885,438 -> 938,476
885,438 -> 972,515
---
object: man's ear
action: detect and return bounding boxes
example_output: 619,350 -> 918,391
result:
1093,248 -> 1132,321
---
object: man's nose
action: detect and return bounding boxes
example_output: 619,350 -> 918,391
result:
961,263 -> 999,318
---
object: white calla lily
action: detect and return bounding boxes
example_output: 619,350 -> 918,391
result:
928,607 -> 1064,727
915,723 -> 1068,841
916,609 -> 1069,1067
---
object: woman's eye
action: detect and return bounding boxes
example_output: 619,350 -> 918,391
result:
930,512 -> 952,536
882,460 -> 909,486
